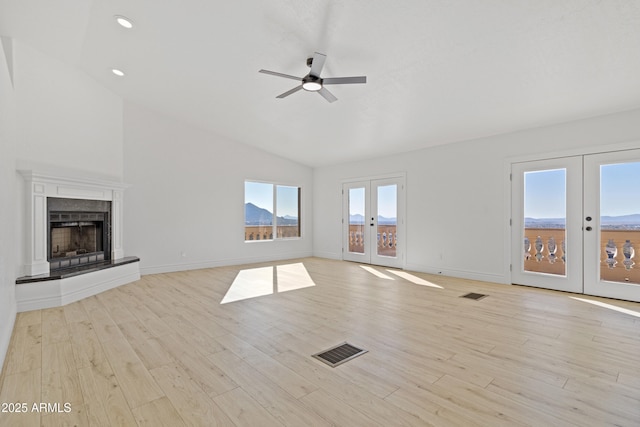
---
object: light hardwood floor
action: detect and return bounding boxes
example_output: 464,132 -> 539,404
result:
1,257 -> 639,426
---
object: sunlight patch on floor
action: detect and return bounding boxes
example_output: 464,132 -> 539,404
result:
221,266 -> 273,304
570,296 -> 640,318
360,265 -> 395,280
274,262 -> 316,292
221,262 -> 316,304
386,270 -> 444,288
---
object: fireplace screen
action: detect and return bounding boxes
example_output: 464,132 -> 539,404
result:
51,221 -> 100,258
48,211 -> 110,270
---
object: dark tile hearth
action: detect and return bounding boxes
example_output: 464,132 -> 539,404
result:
16,256 -> 140,284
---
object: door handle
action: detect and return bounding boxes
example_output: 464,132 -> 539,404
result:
586,226 -> 593,231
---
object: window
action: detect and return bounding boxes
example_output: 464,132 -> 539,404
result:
245,181 -> 300,241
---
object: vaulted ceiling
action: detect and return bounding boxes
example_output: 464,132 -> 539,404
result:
2,1 -> 640,166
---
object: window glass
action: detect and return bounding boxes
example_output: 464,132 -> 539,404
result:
245,181 -> 301,241
245,182 -> 273,241
276,185 -> 300,238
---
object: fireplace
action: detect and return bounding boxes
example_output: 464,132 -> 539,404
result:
16,171 -> 140,313
19,170 -> 129,277
47,197 -> 111,271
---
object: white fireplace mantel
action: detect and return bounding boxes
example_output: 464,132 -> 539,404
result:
19,170 -> 130,276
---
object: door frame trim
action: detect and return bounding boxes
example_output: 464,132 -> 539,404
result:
510,157 -> 583,293
583,149 -> 640,301
341,172 -> 407,268
505,139 -> 640,287
341,172 -> 407,184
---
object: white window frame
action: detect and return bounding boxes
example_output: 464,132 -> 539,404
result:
244,180 -> 302,242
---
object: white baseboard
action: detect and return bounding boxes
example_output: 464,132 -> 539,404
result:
311,254 -> 507,284
312,251 -> 342,261
16,261 -> 140,312
140,251 -> 314,276
403,263 -> 508,284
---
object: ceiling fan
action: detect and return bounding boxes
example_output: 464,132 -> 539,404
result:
259,52 -> 366,103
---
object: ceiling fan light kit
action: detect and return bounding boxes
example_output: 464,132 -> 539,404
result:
114,15 -> 134,29
302,76 -> 322,91
259,52 -> 366,103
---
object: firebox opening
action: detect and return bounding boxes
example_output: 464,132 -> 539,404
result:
47,198 -> 112,272
50,221 -> 102,258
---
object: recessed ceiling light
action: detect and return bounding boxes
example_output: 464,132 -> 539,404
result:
115,15 -> 133,29
111,68 -> 125,77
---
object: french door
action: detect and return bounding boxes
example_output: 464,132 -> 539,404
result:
342,177 -> 404,268
512,149 -> 640,302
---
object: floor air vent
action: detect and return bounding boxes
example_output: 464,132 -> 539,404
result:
312,342 -> 367,367
461,292 -> 488,300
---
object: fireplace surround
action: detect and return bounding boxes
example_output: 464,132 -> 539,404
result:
16,170 -> 139,311
19,171 -> 127,276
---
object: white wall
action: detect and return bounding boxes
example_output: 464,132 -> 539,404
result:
0,37 -> 17,375
11,41 -> 124,278
314,108 -> 640,283
123,101 -> 313,274
14,41 -> 123,179
1,39 -> 125,369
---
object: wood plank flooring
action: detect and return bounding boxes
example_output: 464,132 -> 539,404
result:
1,257 -> 639,426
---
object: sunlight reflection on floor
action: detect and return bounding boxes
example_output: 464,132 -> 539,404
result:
359,265 -> 395,280
221,262 -> 316,304
386,270 -> 444,288
570,296 -> 640,318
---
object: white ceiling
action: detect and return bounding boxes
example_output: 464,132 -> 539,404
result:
2,0 -> 640,167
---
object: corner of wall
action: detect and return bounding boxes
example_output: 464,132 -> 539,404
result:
0,301 -> 17,379
312,251 -> 342,261
0,34 -> 18,380
0,36 -> 14,88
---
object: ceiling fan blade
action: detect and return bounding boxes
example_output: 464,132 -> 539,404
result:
322,76 -> 367,85
318,87 -> 337,103
259,69 -> 302,81
276,85 -> 304,98
309,52 -> 327,77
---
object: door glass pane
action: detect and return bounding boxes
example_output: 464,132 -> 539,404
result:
600,162 -> 640,285
348,188 -> 365,254
377,184 -> 397,258
523,169 -> 566,276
